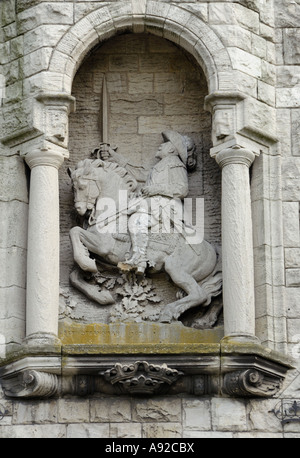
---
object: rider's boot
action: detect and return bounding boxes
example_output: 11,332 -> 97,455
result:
124,232 -> 148,275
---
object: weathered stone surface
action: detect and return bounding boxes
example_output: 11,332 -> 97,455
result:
261,60 -> 276,85
286,269 -> 300,287
0,315 -> 25,344
243,97 -> 276,139
209,24 -> 252,53
253,245 -> 285,287
142,422 -> 182,438
57,398 -> 89,423
228,47 -> 261,78
183,399 -> 211,431
277,108 -> 292,157
258,80 -> 275,106
283,202 -> 300,247
0,424 -> 66,438
0,100 -> 33,141
13,400 -> 58,424
208,3 -> 259,33
0,247 -> 27,289
285,287 -> 300,317
291,109 -> 300,155
17,3 -> 74,33
276,0 -> 300,28
287,318 -> 300,344
132,398 -> 181,422
277,87 -> 300,108
0,286 -> 25,321
110,423 -> 142,438
23,25 -> 69,54
285,248 -> 300,268
90,397 -> 131,423
0,201 -> 28,249
211,399 -> 247,431
183,430 -> 234,438
66,423 -> 110,438
282,158 -> 300,200
283,29 -> 300,64
1,0 -> 15,26
248,399 -> 283,432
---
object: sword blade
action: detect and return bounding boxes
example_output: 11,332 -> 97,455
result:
101,75 -> 109,144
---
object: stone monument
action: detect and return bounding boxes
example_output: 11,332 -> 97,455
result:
0,0 -> 297,438
68,131 -> 222,327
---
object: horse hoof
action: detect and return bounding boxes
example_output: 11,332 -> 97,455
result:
94,290 -> 115,305
159,311 -> 174,323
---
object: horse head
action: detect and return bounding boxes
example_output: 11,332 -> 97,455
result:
68,158 -> 138,217
68,159 -> 103,216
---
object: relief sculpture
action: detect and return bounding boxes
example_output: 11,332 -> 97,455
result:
68,131 -> 222,327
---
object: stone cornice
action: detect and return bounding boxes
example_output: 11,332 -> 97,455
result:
204,91 -> 247,112
205,91 -> 278,149
35,92 -> 76,112
0,342 -> 293,399
1,92 -> 75,149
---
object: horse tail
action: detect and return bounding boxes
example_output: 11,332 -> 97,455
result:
198,245 -> 222,306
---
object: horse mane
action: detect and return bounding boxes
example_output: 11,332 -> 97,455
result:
73,158 -> 137,191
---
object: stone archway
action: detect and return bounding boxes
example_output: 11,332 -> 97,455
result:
48,1 -> 234,96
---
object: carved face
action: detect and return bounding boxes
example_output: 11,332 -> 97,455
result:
155,141 -> 176,160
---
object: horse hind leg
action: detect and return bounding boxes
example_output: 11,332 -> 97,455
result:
159,264 -> 208,323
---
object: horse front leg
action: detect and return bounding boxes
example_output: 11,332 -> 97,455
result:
69,226 -> 98,272
70,267 -> 115,305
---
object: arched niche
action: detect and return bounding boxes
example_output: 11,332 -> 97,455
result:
48,2 -> 232,96
59,32 -> 222,330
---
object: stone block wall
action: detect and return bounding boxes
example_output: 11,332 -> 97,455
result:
1,0 -> 300,439
0,392 -> 300,438
275,4 -> 300,363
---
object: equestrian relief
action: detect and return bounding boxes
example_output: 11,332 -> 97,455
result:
68,131 -> 222,328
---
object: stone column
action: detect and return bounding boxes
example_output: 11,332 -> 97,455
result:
213,145 -> 258,342
24,148 -> 64,346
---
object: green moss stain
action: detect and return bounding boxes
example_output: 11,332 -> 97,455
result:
58,321 -> 224,347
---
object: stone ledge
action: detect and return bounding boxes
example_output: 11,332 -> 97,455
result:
0,340 -> 293,399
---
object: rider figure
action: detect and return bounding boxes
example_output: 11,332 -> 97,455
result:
99,131 -> 192,274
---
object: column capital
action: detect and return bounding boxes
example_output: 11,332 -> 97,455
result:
24,147 -> 65,170
213,145 -> 256,169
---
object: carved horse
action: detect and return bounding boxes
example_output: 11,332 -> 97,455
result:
68,158 -> 222,324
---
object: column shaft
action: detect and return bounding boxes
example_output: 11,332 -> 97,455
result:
215,147 -> 258,342
24,150 -> 64,345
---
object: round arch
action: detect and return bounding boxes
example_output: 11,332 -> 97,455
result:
48,1 -> 233,95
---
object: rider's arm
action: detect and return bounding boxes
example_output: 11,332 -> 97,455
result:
99,145 -> 149,183
124,163 -> 149,183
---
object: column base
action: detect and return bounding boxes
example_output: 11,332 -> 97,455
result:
221,334 -> 260,345
23,333 -> 61,350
